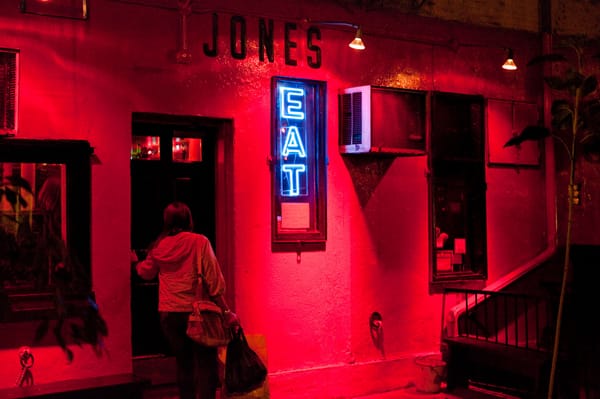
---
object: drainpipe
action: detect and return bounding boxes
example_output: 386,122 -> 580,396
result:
540,0 -> 557,254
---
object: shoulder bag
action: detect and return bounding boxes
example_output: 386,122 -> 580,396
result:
186,273 -> 232,347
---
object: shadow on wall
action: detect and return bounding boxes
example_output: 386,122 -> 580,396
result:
342,155 -> 395,207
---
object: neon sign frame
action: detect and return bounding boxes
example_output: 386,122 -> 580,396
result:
271,77 -> 327,250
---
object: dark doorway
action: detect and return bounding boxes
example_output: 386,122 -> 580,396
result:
130,113 -> 218,358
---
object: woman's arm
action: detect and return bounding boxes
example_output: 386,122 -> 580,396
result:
135,256 -> 158,280
211,293 -> 239,326
198,237 -> 239,325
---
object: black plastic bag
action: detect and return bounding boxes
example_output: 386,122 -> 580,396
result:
224,326 -> 268,395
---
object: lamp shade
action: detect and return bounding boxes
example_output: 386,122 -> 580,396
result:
502,48 -> 517,70
348,27 -> 365,50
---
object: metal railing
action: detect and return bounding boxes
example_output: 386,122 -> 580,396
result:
442,288 -> 556,352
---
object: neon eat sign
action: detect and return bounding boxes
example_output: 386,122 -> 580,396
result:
278,84 -> 309,197
272,76 -> 326,246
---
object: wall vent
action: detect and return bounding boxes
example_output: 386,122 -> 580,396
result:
0,49 -> 18,136
338,85 -> 426,155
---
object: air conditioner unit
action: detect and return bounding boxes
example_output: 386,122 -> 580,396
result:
0,50 -> 18,136
338,85 -> 426,155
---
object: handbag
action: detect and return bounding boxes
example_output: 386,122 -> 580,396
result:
224,326 -> 268,395
186,273 -> 232,347
186,299 -> 231,347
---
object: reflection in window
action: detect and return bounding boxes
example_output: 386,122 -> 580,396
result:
173,137 -> 202,162
430,92 -> 487,286
0,139 -> 92,321
0,162 -> 66,291
130,136 -> 203,163
131,136 -> 160,160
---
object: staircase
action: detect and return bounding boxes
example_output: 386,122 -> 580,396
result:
440,248 -> 586,399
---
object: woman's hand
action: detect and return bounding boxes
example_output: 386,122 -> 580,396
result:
223,310 -> 240,328
130,249 -> 139,263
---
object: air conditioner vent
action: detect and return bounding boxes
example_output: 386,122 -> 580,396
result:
338,85 -> 426,155
340,90 -> 364,146
0,50 -> 18,136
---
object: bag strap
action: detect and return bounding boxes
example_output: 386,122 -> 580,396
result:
193,247 -> 210,301
193,241 -> 226,313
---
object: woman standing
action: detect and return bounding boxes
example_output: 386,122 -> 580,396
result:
134,201 -> 238,399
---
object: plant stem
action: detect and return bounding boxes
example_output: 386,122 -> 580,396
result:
547,88 -> 579,399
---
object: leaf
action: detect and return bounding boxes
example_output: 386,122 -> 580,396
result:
551,100 -> 572,114
33,318 -> 50,342
579,132 -> 600,150
582,100 -> 600,129
544,76 -> 571,91
6,175 -> 33,193
83,303 -> 109,343
581,75 -> 598,97
2,187 -> 29,209
65,348 -> 74,363
583,98 -> 600,115
54,317 -> 75,363
565,70 -> 585,95
551,101 -> 573,130
581,133 -> 600,159
527,53 -> 568,67
3,188 -> 17,207
504,125 -> 550,147
70,323 -> 84,346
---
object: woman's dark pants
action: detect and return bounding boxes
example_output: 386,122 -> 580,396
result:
160,311 -> 219,399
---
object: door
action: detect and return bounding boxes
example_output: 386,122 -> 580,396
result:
130,115 -> 216,357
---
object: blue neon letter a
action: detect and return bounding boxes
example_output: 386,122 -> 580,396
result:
281,126 -> 306,158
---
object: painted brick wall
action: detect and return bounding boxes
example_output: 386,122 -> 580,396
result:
421,0 -> 540,32
336,0 -> 600,36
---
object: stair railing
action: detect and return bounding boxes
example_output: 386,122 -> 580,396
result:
442,288 -> 556,352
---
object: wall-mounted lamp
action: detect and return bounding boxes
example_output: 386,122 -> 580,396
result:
502,48 -> 517,70
348,27 -> 365,50
459,42 -> 517,71
307,20 -> 366,50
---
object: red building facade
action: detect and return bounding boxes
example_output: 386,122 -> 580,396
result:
0,1 -> 597,397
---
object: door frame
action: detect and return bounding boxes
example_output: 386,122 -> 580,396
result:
131,112 -> 235,309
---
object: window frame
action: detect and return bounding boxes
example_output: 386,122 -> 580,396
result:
270,76 -> 327,252
0,138 -> 93,322
428,92 -> 488,290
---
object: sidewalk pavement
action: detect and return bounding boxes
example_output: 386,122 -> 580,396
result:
144,385 -> 511,399
352,386 -> 515,399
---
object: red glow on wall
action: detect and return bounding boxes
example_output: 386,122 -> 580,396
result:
0,1 -> 556,396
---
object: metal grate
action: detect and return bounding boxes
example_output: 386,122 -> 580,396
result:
0,50 -> 18,134
339,91 -> 363,146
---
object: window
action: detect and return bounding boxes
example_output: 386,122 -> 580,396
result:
0,138 -> 93,321
429,92 -> 487,288
271,77 -> 327,251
